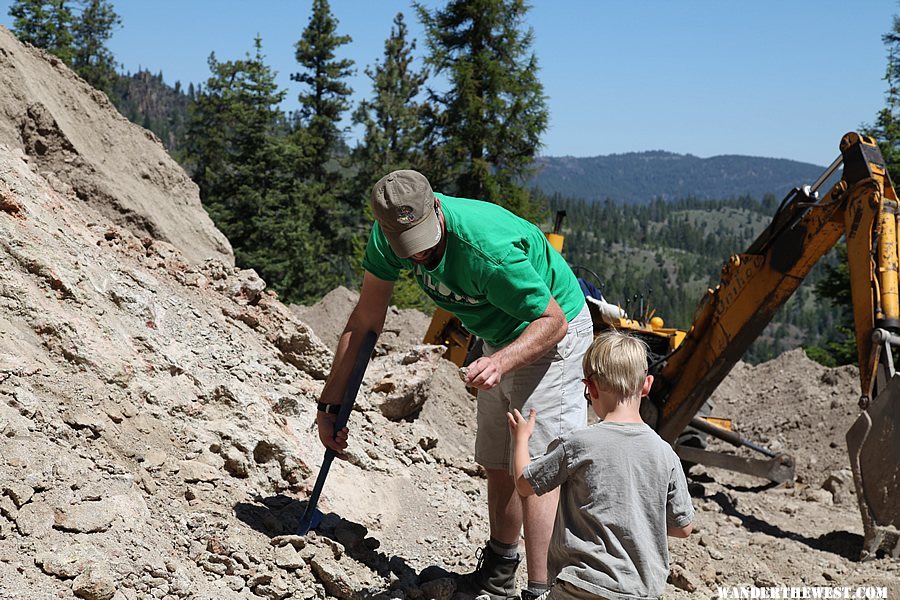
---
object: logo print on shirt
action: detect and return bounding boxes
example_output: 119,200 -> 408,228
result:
415,266 -> 480,305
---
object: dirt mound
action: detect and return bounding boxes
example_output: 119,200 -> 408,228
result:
0,25 -> 231,266
662,351 -> 900,598
0,142 -> 489,598
709,349 -> 861,484
292,286 -> 432,355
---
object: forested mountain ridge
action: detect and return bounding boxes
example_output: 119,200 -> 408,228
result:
111,70 -> 192,153
545,194 -> 840,364
531,151 -> 830,204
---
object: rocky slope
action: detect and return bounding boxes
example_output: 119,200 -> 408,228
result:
0,20 -> 898,600
0,25 -> 231,266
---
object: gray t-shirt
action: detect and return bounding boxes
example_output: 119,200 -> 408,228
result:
523,421 -> 694,600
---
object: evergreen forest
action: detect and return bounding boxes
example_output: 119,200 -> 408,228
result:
8,0 -> 900,367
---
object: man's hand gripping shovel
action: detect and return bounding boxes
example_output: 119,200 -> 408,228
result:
297,330 -> 377,535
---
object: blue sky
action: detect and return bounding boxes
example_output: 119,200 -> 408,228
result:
0,1 -> 896,166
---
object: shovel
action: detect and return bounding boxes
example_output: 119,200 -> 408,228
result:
297,330 -> 378,535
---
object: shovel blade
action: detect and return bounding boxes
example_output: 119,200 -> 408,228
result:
847,374 -> 900,559
297,505 -> 324,536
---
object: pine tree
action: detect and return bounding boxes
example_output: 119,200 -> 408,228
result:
291,0 -> 354,184
71,0 -> 120,95
291,0 -> 361,289
352,12 -> 429,190
183,38 -> 333,303
9,0 -> 74,64
352,12 -> 433,311
814,13 -> 900,365
415,0 -> 549,221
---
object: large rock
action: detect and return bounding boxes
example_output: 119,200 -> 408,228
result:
0,26 -> 231,266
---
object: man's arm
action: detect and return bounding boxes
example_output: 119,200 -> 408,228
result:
316,271 -> 394,455
466,297 -> 568,390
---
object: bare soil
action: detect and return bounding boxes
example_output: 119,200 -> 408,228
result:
0,22 -> 898,600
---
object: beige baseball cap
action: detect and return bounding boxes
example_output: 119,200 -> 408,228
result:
370,170 -> 441,258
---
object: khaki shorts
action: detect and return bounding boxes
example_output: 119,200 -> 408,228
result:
475,304 -> 593,471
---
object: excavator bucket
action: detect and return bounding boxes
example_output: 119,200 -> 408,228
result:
846,372 -> 900,559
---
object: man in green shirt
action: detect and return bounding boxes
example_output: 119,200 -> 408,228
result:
316,170 -> 592,600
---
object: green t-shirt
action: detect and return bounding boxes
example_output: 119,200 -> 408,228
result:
362,193 -> 585,347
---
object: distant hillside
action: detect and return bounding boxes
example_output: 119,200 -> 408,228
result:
111,69 -> 192,154
544,195 -> 842,364
532,151 -> 829,203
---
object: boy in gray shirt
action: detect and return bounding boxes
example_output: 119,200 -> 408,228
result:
508,330 -> 694,600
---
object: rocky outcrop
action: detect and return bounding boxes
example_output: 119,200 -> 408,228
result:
0,26 -> 231,266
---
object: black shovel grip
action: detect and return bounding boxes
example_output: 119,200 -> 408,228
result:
331,330 -> 377,439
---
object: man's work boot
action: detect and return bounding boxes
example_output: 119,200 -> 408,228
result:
455,543 -> 521,599
520,590 -> 550,600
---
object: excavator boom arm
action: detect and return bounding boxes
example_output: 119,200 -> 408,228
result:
653,132 -> 900,558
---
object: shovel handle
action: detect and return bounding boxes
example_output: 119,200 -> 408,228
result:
299,330 -> 378,534
332,330 -> 378,436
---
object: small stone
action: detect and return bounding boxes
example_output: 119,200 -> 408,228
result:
199,558 -> 227,576
800,487 -> 832,505
72,565 -> 116,600
177,460 -> 221,483
35,548 -> 93,578
224,575 -> 245,591
120,401 -> 139,418
101,401 -> 124,424
822,469 -> 853,505
420,577 -> 456,600
0,495 -> 18,520
142,449 -> 167,470
270,535 -> 307,550
3,483 -> 34,508
274,544 -> 304,570
54,501 -> 117,533
16,501 -> 54,537
61,410 -> 105,436
668,563 -> 700,592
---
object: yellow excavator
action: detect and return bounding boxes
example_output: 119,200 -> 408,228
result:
425,132 -> 900,559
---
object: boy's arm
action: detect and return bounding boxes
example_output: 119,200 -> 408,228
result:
512,432 -> 536,497
667,523 -> 693,538
508,409 -> 536,496
665,452 -> 695,538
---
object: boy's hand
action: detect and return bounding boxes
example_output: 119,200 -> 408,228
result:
507,408 -> 537,441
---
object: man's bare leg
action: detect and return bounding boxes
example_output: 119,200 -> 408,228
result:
486,467 -> 522,544
521,486 -> 559,584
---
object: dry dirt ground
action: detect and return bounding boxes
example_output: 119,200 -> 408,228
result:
0,22 -> 898,600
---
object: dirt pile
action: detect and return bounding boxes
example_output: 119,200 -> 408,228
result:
291,287 -> 431,355
0,25 -> 231,266
0,21 -> 898,600
0,141 -> 488,599
661,351 -> 900,597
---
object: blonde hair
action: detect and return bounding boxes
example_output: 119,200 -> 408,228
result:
582,329 -> 649,399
